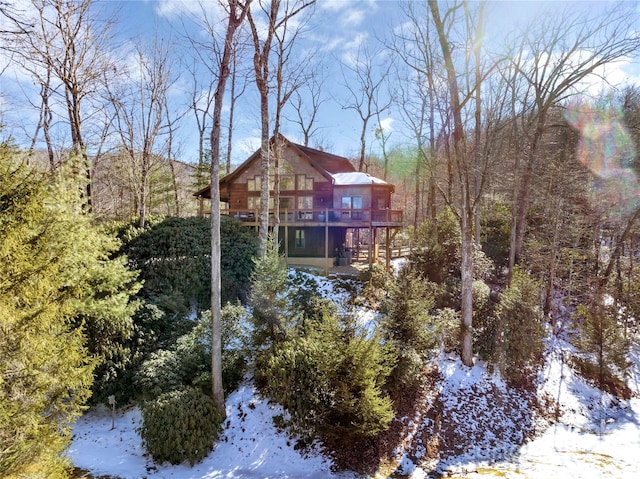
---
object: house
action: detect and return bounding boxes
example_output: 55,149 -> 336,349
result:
194,136 -> 403,270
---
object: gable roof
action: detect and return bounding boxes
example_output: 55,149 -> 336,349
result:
194,135 -> 357,198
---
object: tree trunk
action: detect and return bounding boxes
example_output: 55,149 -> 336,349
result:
209,0 -> 251,414
429,0 -> 475,367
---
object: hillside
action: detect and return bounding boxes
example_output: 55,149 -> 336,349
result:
68,272 -> 640,479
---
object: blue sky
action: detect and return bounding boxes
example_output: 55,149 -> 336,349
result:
2,0 -> 639,167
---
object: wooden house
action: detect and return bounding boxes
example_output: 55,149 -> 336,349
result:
194,136 -> 403,270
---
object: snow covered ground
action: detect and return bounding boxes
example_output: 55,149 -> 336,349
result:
68,269 -> 640,478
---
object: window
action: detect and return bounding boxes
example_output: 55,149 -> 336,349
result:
247,196 -> 274,210
341,196 -> 363,219
297,174 -> 314,190
248,196 -> 259,210
247,176 -> 261,191
295,230 -> 305,248
280,197 -> 294,210
280,175 -> 294,190
297,196 -> 313,220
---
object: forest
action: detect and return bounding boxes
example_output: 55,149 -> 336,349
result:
1,0 -> 640,478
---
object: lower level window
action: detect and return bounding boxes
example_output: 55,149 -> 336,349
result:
295,230 -> 305,248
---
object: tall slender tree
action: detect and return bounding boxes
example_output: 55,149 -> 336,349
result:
2,0 -> 116,205
247,0 -> 315,255
208,0 -> 252,413
428,0 -> 488,367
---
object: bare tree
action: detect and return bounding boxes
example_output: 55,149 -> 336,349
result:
505,3 -> 640,281
2,0 -> 116,202
247,0 -> 315,255
390,1 -> 445,227
208,0 -> 252,413
428,0 -> 489,367
186,57 -> 215,186
287,70 -> 328,147
106,34 -> 178,228
340,43 -> 393,172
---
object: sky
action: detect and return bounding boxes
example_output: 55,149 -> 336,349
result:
1,0 -> 640,168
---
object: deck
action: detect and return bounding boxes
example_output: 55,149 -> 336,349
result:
221,207 -> 403,228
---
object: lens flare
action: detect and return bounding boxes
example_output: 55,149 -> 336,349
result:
565,101 -> 638,213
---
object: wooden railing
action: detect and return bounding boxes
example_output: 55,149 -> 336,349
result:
220,207 -> 403,225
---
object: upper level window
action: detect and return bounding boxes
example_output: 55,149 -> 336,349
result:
248,196 -> 274,210
342,196 -> 363,209
341,196 -> 363,219
280,175 -> 294,190
247,176 -> 261,191
297,174 -> 314,190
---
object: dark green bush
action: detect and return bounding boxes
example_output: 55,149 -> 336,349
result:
410,207 -> 460,284
116,215 -> 258,315
136,305 -> 249,400
480,199 -> 511,269
573,303 -> 631,397
472,280 -> 499,364
256,311 -> 394,446
494,268 -> 545,386
248,240 -> 290,346
382,269 -> 439,391
140,387 -> 223,466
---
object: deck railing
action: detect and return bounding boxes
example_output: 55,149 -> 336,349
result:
220,207 -> 403,225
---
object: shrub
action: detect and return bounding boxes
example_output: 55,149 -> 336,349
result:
257,311 -> 394,446
248,239 -> 290,346
494,268 -> 546,386
410,207 -> 460,284
117,215 -> 258,315
472,280 -> 500,364
382,269 -> 439,391
436,307 -> 461,353
136,305 -> 250,400
480,199 -> 511,269
140,387 -> 223,466
573,302 -> 631,397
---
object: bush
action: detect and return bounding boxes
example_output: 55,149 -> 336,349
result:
257,311 -> 394,446
573,302 -> 631,397
248,240 -> 290,346
382,269 -> 439,391
136,305 -> 250,400
494,268 -> 546,386
140,387 -> 223,466
436,307 -> 461,353
480,199 -> 511,269
410,207 -> 460,284
472,280 -> 500,364
117,215 -> 258,315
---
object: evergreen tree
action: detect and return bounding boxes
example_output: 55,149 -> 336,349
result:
248,238 -> 289,346
0,146 -> 138,477
494,268 -> 546,386
382,268 -> 439,391
574,301 -> 631,395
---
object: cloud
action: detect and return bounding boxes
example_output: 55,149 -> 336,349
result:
340,9 -> 366,27
378,117 -> 394,134
155,0 -> 207,19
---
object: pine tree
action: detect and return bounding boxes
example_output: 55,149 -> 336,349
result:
574,302 -> 631,395
494,268 -> 546,386
0,146 -> 138,477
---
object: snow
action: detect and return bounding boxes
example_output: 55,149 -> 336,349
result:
68,270 -> 640,479
331,172 -> 390,186
69,380 -> 354,479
